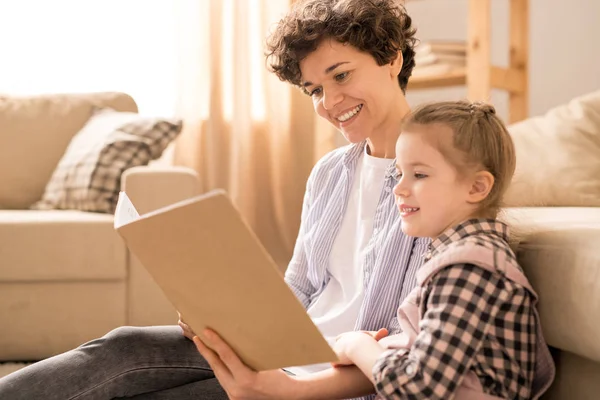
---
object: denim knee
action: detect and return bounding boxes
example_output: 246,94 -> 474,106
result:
77,326 -> 147,360
77,325 -> 199,367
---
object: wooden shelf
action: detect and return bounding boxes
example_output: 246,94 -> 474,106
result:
408,68 -> 466,90
409,0 -> 529,123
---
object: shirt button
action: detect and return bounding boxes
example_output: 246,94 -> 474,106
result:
404,362 -> 417,377
384,186 -> 392,193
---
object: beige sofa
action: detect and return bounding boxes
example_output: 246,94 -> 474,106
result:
0,92 -> 200,361
502,209 -> 600,399
500,90 -> 600,399
1,90 -> 599,399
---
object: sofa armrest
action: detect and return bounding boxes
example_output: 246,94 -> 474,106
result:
121,165 -> 201,215
120,165 -> 201,326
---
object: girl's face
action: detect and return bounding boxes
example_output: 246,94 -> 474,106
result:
392,124 -> 478,239
299,39 -> 402,144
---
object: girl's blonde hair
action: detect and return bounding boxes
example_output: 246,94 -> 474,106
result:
402,101 -> 516,218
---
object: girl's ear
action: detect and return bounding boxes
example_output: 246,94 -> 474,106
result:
390,51 -> 403,78
467,171 -> 494,204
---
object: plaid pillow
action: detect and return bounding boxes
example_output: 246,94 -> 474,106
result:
31,108 -> 182,213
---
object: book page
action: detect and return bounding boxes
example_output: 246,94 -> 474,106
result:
114,191 -> 140,229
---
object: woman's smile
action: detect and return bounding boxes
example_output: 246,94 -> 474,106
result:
335,104 -> 363,126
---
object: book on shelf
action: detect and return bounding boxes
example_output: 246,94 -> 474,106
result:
413,40 -> 467,77
415,40 -> 467,57
415,52 -> 466,67
412,63 -> 458,78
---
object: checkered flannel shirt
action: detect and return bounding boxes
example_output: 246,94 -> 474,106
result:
373,219 -> 537,399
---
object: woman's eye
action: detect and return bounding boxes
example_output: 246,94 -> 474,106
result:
309,87 -> 322,97
415,173 -> 428,179
393,171 -> 402,179
334,72 -> 349,82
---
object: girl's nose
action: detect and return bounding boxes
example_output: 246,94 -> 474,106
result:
393,180 -> 409,198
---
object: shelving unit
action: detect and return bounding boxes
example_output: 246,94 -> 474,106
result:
409,0 -> 529,123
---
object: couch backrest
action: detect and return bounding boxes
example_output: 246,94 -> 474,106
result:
504,89 -> 600,207
0,92 -> 138,209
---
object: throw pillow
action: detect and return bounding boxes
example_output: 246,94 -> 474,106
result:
31,108 -> 182,213
504,90 -> 600,207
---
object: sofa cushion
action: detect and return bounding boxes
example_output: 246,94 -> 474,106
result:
0,92 -> 138,209
502,207 -> 600,364
0,210 -> 127,281
504,90 -> 600,207
31,108 -> 182,214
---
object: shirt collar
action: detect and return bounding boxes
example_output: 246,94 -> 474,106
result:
385,158 -> 397,179
428,218 -> 510,259
342,140 -> 367,167
342,140 -> 397,177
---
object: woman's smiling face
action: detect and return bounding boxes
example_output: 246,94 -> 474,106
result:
299,39 -> 402,144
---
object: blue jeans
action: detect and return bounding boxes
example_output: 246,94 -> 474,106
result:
0,326 -> 228,399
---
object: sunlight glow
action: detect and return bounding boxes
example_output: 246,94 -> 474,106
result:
250,0 -> 266,120
0,0 -> 268,121
0,0 -> 178,117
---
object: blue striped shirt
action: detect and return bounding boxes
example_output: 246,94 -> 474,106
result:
285,140 -> 430,337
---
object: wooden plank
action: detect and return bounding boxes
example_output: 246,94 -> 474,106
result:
491,66 -> 526,93
467,0 -> 492,102
408,68 -> 467,90
509,0 -> 529,123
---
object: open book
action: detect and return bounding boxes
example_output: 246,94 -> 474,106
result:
114,190 -> 338,371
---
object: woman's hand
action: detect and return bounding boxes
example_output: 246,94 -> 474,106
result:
177,312 -> 196,340
332,328 -> 388,367
193,329 -> 296,400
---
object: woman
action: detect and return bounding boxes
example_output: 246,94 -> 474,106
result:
0,1 -> 427,399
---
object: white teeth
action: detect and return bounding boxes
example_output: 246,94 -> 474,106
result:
403,207 -> 419,212
337,104 -> 362,122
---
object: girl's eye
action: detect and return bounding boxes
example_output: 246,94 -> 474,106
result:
393,170 -> 402,179
334,72 -> 349,82
415,173 -> 428,179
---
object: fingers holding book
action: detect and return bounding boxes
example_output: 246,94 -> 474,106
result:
177,312 -> 196,340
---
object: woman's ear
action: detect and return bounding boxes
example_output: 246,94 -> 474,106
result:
390,51 -> 403,78
466,171 -> 494,204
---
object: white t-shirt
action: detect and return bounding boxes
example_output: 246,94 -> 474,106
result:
286,147 -> 391,375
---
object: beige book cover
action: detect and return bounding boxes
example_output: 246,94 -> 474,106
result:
113,190 -> 338,371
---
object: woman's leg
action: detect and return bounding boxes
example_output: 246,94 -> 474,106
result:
121,378 -> 227,400
0,325 -> 222,400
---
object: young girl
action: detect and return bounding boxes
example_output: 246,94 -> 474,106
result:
332,101 -> 556,399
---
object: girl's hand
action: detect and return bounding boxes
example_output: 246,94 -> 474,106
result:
332,328 -> 388,367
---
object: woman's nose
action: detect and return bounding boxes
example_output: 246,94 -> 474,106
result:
322,87 -> 343,111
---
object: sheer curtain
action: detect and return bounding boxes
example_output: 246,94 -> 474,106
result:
0,0 -> 337,266
173,0 -> 337,267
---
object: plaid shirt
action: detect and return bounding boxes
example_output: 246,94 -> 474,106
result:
372,219 -> 551,400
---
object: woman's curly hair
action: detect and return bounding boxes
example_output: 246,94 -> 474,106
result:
265,0 -> 418,93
